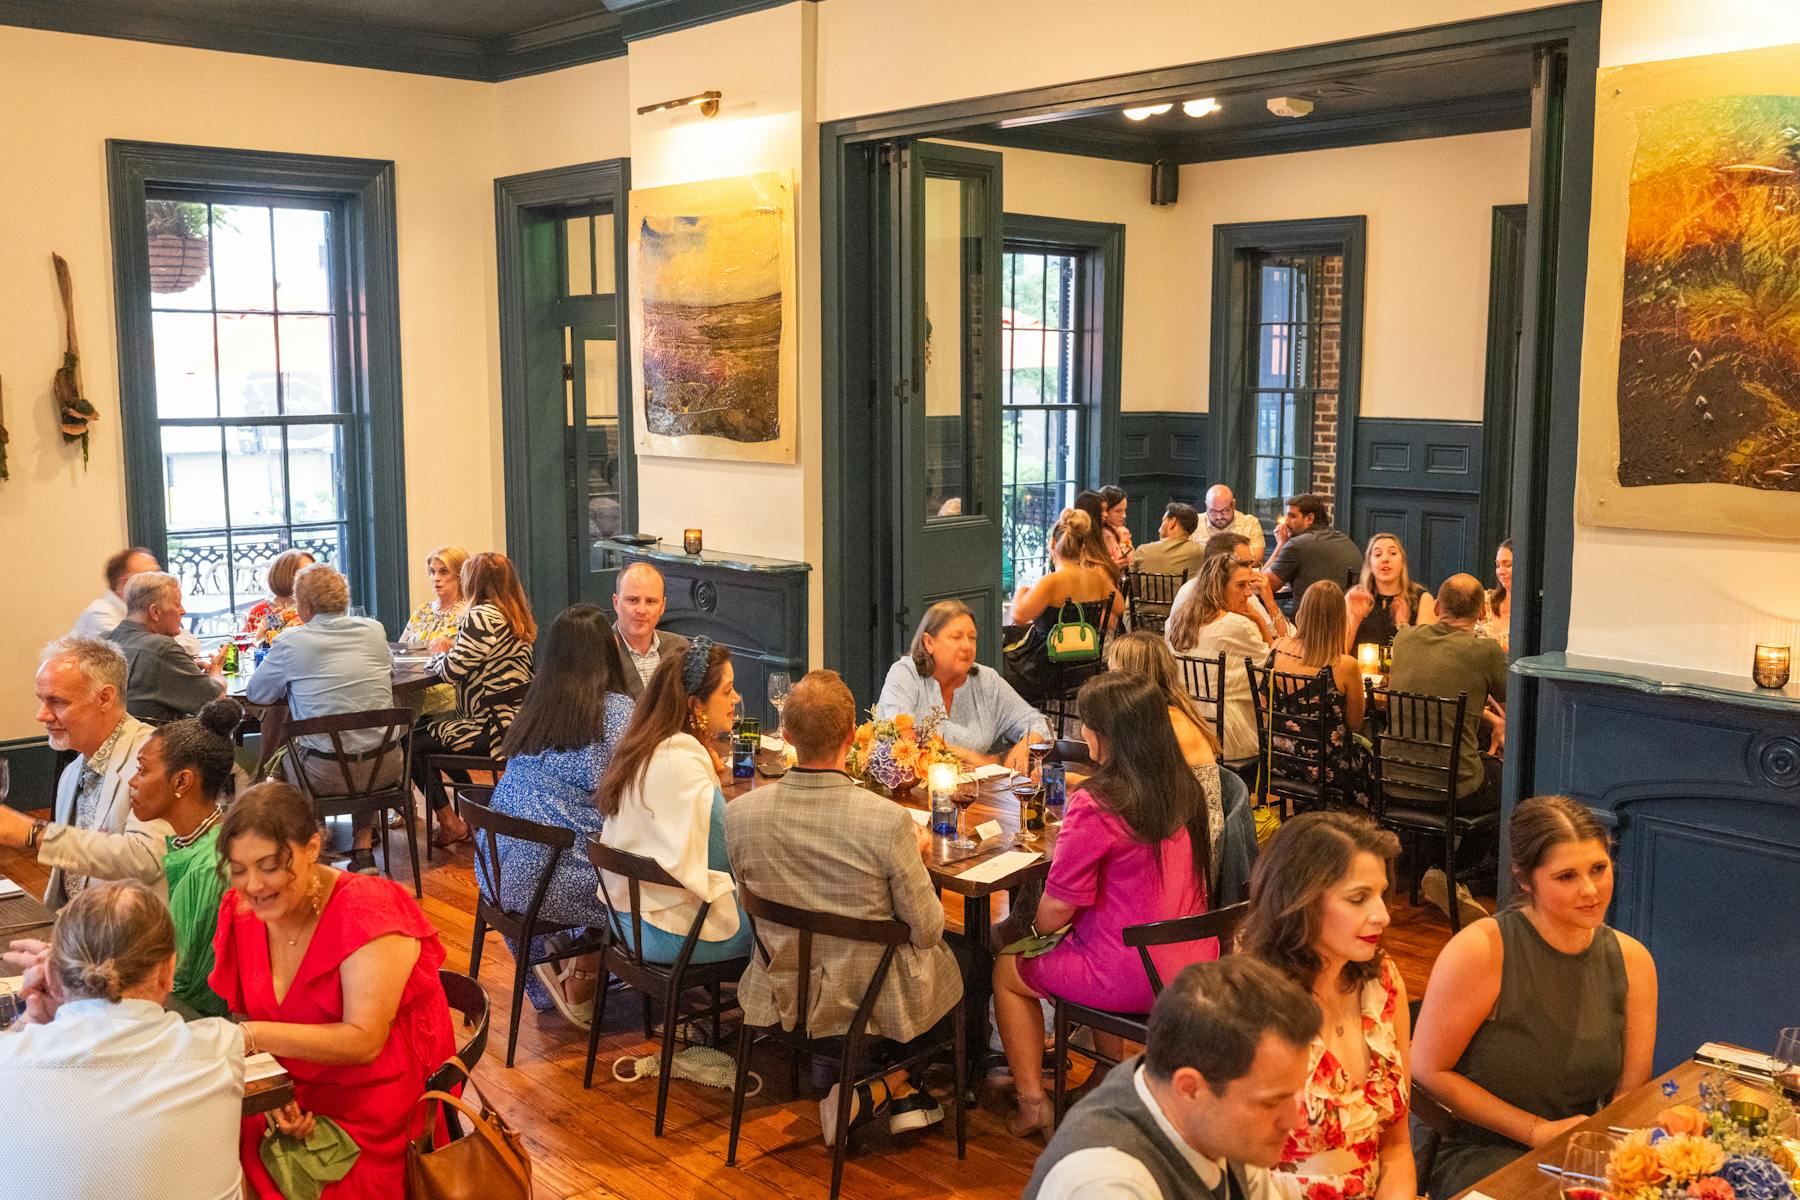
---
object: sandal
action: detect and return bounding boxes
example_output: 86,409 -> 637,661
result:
430,823 -> 470,849
538,964 -> 594,1030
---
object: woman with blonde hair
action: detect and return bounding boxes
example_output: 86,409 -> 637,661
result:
401,544 -> 469,648
1268,580 -> 1371,806
1348,533 -> 1435,650
243,547 -> 314,642
1166,551 -> 1272,763
1003,508 -> 1121,705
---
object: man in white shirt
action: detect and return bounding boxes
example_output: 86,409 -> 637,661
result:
611,562 -> 692,698
1192,485 -> 1267,562
72,546 -> 203,657
1024,956 -> 1320,1200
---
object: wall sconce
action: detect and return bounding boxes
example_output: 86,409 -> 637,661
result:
637,90 -> 722,118
1182,97 -> 1221,118
1123,103 -> 1173,121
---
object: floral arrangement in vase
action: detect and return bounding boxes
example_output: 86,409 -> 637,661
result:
844,709 -> 960,794
1608,1079 -> 1797,1200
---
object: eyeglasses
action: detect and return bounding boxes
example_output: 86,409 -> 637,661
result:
1206,506 -> 1233,517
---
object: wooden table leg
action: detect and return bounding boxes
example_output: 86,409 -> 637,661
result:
961,893 -> 994,1071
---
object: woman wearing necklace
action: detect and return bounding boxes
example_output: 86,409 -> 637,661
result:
1346,533 -> 1436,651
1241,811 -> 1415,1200
210,782 -> 455,1199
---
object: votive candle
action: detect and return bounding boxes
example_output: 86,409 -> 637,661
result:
683,528 -> 703,554
927,761 -> 958,802
1753,643 -> 1791,689
1357,642 -> 1382,677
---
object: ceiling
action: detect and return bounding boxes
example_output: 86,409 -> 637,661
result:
953,48 -> 1536,164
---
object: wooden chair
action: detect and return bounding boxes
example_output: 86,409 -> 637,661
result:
1176,651 -> 1230,754
1124,568 -> 1189,635
462,797 -> 608,1066
1050,901 -> 1250,1122
417,680 -> 529,853
280,707 -> 420,896
1040,594 -> 1116,737
1370,689 -> 1496,932
582,837 -> 747,1136
1246,661 -> 1341,815
426,969 -> 492,1139
1408,999 -> 1455,1185
726,886 -> 966,1200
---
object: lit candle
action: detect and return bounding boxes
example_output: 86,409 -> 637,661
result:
1753,643 -> 1791,689
683,528 -> 703,554
1357,642 -> 1382,676
927,761 -> 958,800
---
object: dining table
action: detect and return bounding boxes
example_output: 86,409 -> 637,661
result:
226,644 -> 441,767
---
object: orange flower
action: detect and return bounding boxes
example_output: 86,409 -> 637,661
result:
894,712 -> 915,733
1656,1135 -> 1724,1183
1657,1105 -> 1708,1137
892,740 -> 920,770
1611,1137 -> 1668,1192
855,722 -> 875,747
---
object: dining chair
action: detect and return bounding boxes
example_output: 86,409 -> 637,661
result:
726,886 -> 966,1200
1176,651 -> 1230,754
426,969 -> 492,1139
461,797 -> 608,1066
1049,901 -> 1250,1123
582,837 -> 747,1136
1245,661 -> 1340,816
1124,568 -> 1189,636
279,707 -> 420,896
1041,594 -> 1116,737
416,680 -> 529,853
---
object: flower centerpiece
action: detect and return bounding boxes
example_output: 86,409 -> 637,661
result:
844,709 -> 960,795
1608,1079 -> 1798,1200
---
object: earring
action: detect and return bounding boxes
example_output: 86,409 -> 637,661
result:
690,711 -> 709,738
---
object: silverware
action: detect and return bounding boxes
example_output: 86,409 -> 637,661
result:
1537,1165 -> 1609,1184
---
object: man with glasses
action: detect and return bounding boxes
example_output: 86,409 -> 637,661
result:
1192,485 -> 1266,562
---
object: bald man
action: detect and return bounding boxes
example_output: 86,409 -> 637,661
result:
611,562 -> 692,698
1387,573 -> 1506,813
1192,485 -> 1265,562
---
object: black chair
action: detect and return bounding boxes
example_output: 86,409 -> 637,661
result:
582,837 -> 747,1136
1176,651 -> 1230,755
427,969 -> 492,1139
462,798 -> 608,1066
417,681 -> 530,853
280,708 -> 420,896
1246,661 -> 1342,815
1370,689 -> 1496,932
1040,594 -> 1116,737
1407,996 -> 1454,1184
1124,568 -> 1189,635
1050,901 -> 1250,1122
726,886 -> 966,1200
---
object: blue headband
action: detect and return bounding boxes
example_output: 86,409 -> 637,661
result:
681,636 -> 714,695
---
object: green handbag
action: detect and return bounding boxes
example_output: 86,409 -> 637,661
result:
1045,600 -> 1100,663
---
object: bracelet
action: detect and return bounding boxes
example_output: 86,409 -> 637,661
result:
242,1023 -> 258,1056
26,819 -> 47,850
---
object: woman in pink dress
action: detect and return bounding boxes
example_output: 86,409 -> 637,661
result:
209,782 -> 455,1199
1241,811 -> 1413,1200
991,672 -> 1219,1138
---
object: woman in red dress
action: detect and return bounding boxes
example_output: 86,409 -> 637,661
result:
209,782 -> 455,1199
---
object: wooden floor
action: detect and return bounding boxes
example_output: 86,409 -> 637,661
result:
0,816 -> 1471,1199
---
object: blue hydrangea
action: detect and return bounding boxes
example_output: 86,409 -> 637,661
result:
1716,1154 -> 1792,1200
864,739 -> 910,789
1663,1080 -> 1681,1097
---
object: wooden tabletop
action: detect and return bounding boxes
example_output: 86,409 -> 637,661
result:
227,646 -> 441,700
1454,1058 -> 1785,1200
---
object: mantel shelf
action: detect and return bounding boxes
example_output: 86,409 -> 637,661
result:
1513,651 -> 1800,715
594,537 -> 811,575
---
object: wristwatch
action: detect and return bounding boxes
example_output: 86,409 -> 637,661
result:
26,819 -> 47,849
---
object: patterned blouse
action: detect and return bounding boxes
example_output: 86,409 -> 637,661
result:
243,597 -> 300,644
402,599 -> 465,647
1275,955 -> 1409,1200
423,603 -> 534,753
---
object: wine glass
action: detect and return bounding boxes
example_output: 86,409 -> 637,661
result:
1773,1026 -> 1800,1095
1560,1132 -> 1617,1200
948,784 -> 980,850
767,671 -> 791,728
1026,734 -> 1054,782
0,757 -> 10,809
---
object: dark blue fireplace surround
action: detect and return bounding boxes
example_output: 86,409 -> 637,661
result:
1511,653 -> 1800,1072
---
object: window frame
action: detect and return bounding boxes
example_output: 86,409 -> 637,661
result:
108,140 -> 408,631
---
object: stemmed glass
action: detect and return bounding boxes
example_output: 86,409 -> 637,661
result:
0,758 -> 9,809
1559,1132 -> 1617,1200
948,784 -> 980,851
1773,1026 -> 1800,1095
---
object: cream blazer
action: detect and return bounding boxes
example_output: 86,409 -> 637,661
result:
43,717 -> 170,910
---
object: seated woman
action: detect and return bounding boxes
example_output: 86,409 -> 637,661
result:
876,599 -> 1050,775
1167,551 -> 1274,764
212,782 -> 457,1200
1098,484 -> 1134,572
401,544 -> 469,648
1004,509 -> 1121,706
1347,534 -> 1436,651
0,880 -> 246,1200
1411,796 -> 1658,1200
244,548 -> 314,644
488,603 -> 636,1028
1475,539 -> 1512,655
1268,581 -> 1371,808
0,698 -> 241,1016
1241,811 -> 1413,1200
594,638 -> 753,966
992,672 -> 1217,1138
418,550 -> 536,845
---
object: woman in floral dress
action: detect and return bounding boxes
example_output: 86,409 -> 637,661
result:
1241,811 -> 1414,1200
243,549 -> 313,643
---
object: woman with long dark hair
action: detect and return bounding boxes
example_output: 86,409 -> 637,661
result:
486,604 -> 637,1028
594,638 -> 752,966
1097,483 -> 1134,570
991,672 -> 1216,1137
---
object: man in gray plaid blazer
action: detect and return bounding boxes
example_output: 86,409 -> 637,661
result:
725,669 -> 964,1143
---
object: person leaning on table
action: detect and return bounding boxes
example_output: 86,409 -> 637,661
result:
104,571 -> 228,724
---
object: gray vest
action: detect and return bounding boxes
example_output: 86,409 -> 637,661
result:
1023,1056 -> 1241,1200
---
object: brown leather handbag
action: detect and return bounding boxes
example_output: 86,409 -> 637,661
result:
405,1086 -> 532,1200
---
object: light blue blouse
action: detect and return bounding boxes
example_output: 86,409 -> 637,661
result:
875,658 -> 1050,756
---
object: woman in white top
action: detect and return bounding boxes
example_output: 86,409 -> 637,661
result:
0,879 -> 247,1200
1167,552 -> 1274,764
594,636 -> 752,964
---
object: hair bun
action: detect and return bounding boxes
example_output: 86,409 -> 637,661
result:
79,960 -> 124,1003
197,697 -> 245,739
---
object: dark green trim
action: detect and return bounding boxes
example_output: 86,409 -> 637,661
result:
1208,216 -> 1367,526
494,159 -> 633,622
606,0 -> 818,43
0,0 -> 624,81
1001,213 -> 1125,490
1513,652 -> 1800,716
106,139 -> 408,636
1480,203 -> 1529,557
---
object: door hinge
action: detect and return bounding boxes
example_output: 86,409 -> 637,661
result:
562,363 -> 574,383
893,379 -> 910,404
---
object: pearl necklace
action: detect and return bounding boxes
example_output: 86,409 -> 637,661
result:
169,803 -> 222,850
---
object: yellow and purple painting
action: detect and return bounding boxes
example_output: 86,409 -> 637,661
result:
1617,94 -> 1800,491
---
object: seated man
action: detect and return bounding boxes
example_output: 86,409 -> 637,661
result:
28,637 -> 166,909
245,563 -> 396,875
104,573 -> 225,724
611,562 -> 692,699
1174,531 -> 1287,639
1192,484 -> 1266,562
1262,494 -> 1363,615
1131,503 -> 1206,580
74,548 -> 203,656
724,669 -> 963,1143
1026,956 -> 1319,1200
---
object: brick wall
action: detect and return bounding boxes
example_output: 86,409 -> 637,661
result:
1311,253 -> 1343,505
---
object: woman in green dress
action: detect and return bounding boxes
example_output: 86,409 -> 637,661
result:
126,698 -> 243,1016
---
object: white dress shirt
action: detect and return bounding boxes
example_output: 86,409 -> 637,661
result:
1035,1065 -> 1284,1200
0,998 -> 244,1200
1192,509 -> 1267,561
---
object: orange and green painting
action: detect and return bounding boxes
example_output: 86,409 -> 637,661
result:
1617,94 -> 1800,490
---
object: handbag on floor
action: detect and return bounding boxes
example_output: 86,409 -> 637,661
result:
405,1082 -> 532,1200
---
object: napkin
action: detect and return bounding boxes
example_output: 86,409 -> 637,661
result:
0,877 -> 24,898
957,849 -> 1042,885
966,763 -> 1014,781
245,1052 -> 285,1082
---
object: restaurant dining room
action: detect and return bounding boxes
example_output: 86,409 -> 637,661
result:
2,1 -> 1800,1198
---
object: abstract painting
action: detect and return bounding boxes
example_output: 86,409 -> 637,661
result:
1579,42 -> 1800,537
628,171 -> 796,463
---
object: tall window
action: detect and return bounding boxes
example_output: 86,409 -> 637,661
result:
1243,249 -> 1344,524
1001,247 -> 1083,591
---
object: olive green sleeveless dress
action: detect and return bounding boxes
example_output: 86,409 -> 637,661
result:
1425,907 -> 1628,1199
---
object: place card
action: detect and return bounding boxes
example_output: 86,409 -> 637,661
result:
957,849 -> 1042,885
759,734 -> 784,752
966,763 -> 1013,781
1697,1042 -> 1778,1076
907,808 -> 929,827
0,877 -> 23,899
974,819 -> 1003,842
244,1052 -> 285,1082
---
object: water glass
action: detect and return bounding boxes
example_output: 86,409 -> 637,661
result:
767,671 -> 791,725
1560,1132 -> 1616,1200
1774,1026 -> 1800,1094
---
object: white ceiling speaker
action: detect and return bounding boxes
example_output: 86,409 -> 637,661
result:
1266,96 -> 1315,118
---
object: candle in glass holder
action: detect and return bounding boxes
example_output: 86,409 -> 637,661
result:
1753,643 -> 1791,689
927,762 -> 958,836
1357,642 -> 1382,677
683,528 -> 703,554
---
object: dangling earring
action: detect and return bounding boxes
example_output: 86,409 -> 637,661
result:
690,709 -> 709,738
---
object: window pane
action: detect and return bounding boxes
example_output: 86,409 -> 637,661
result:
566,216 -> 592,296
217,313 -> 278,417
924,174 -> 968,521
594,214 -> 616,295
145,201 -> 214,311
1008,330 -> 1045,406
1043,255 -> 1069,330
1255,457 -> 1280,504
278,314 -> 335,415
1255,393 -> 1282,456
162,426 -> 225,530
166,531 -> 237,635
224,425 -> 287,526
1283,394 -> 1298,455
1259,324 -> 1291,388
290,526 -> 344,569
288,423 -> 344,523
1260,265 -> 1291,322
152,311 -> 217,418
273,208 -> 331,313
578,335 -> 623,546
230,532 -> 290,608
211,205 -> 274,312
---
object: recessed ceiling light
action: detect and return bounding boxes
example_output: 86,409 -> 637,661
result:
1182,98 -> 1221,118
1123,103 -> 1174,121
